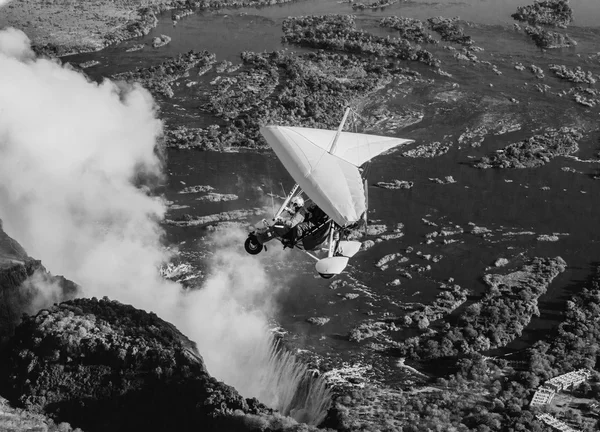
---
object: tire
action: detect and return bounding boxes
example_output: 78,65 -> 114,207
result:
244,235 -> 263,255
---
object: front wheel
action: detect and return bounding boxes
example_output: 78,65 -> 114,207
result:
244,235 -> 263,255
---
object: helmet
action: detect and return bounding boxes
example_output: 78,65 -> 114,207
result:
291,196 -> 304,209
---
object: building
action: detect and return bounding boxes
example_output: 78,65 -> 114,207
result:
536,413 -> 581,432
545,369 -> 591,392
530,387 -> 556,406
530,369 -> 592,407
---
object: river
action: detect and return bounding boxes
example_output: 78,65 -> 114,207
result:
64,0 -> 600,380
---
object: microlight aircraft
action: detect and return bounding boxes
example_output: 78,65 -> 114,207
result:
244,108 -> 414,278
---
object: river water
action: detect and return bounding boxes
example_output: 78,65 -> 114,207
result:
65,0 -> 600,380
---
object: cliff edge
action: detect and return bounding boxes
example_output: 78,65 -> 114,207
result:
0,297 -> 323,432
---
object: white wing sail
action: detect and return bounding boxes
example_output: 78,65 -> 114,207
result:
274,126 -> 414,167
260,125 -> 413,227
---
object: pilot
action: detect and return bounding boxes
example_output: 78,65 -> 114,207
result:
284,196 -> 308,231
283,197 -> 325,244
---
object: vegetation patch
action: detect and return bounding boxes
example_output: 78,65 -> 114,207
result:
375,180 -> 414,189
166,50 -> 422,150
511,0 -> 573,28
194,0 -> 298,9
476,127 -> 582,169
401,283 -> 469,330
112,50 -> 217,99
351,0 -> 399,11
379,16 -> 438,44
0,298 -> 315,432
282,15 -> 439,67
325,264 -> 600,432
523,25 -> 577,49
549,64 -> 598,84
398,257 -> 566,360
426,16 -> 474,46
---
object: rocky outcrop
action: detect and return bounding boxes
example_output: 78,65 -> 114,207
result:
282,15 -> 438,67
475,127 -> 582,169
112,50 -> 217,99
375,180 -> 414,190
379,16 -> 437,44
0,259 -> 40,289
152,34 -> 172,48
0,221 -> 28,261
0,260 -> 43,344
125,43 -> 145,52
172,8 -> 194,22
401,283 -> 468,329
164,208 -> 265,227
402,141 -> 451,158
351,0 -> 398,11
0,227 -> 79,345
165,126 -> 227,151
426,17 -> 474,46
167,49 -> 424,150
0,298 -> 313,432
178,184 -> 215,194
193,0 -> 297,9
511,0 -> 573,28
549,64 -> 597,84
195,193 -> 239,202
523,25 -> 577,49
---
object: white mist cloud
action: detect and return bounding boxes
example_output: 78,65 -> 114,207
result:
0,27 -> 33,61
0,0 -> 13,8
0,27 -> 168,303
20,270 -> 69,316
0,28 -> 330,423
179,229 -> 277,388
178,228 -> 330,423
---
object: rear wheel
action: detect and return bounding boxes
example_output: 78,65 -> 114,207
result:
244,235 -> 263,255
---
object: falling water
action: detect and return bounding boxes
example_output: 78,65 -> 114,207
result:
227,323 -> 331,426
251,337 -> 332,425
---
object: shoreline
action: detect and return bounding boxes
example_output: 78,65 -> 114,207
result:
0,0 -> 302,57
0,0 -> 175,57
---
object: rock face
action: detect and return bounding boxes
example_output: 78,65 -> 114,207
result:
0,298 -> 283,432
0,221 -> 28,261
0,226 -> 79,345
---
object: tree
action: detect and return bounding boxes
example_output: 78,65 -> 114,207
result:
418,316 -> 430,330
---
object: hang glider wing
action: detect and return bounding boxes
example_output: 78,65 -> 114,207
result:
273,126 -> 414,167
260,125 -> 413,227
